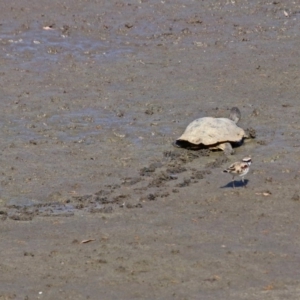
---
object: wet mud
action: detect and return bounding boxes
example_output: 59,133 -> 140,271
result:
1,0 -> 300,299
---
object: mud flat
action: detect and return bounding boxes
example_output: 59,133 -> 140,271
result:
1,0 -> 300,299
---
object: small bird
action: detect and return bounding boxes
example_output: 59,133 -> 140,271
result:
223,156 -> 252,188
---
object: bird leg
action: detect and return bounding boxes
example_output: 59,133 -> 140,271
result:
242,176 -> 246,188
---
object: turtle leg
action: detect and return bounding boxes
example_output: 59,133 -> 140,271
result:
219,142 -> 234,155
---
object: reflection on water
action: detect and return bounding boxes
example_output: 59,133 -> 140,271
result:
0,25 -> 142,143
0,24 -> 132,69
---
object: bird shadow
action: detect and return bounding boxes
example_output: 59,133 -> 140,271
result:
220,179 -> 249,189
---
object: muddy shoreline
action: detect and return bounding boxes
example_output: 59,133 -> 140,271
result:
1,0 -> 300,299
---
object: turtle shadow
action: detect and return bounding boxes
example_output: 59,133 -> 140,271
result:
173,140 -> 244,150
221,179 -> 249,189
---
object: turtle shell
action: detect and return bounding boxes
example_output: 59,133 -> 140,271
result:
176,117 -> 245,146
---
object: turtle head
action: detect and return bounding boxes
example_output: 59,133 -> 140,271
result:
229,107 -> 241,123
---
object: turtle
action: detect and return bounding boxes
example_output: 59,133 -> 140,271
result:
174,107 -> 249,155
